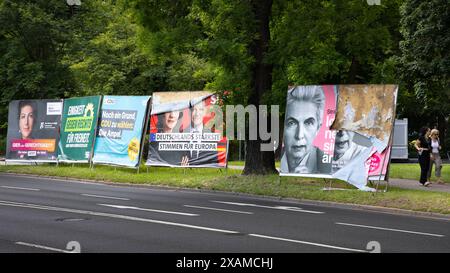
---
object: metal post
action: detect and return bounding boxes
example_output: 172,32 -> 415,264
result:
238,132 -> 242,162
375,86 -> 398,193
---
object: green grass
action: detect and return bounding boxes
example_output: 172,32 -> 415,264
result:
228,161 -> 449,183
389,163 -> 449,182
229,161 -> 281,168
1,163 -> 449,214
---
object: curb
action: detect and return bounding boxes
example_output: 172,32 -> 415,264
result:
1,172 -> 449,221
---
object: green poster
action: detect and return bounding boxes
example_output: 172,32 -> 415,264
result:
58,96 -> 101,162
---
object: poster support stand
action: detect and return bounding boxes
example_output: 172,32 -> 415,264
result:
374,87 -> 397,193
323,178 -> 333,191
136,99 -> 151,176
88,96 -> 103,173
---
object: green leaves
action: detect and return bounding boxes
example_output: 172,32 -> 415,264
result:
398,0 -> 449,131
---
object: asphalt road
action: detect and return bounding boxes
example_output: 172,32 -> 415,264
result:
0,173 -> 449,253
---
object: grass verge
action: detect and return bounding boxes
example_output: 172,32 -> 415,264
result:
389,163 -> 449,182
0,163 -> 449,215
228,161 -> 449,183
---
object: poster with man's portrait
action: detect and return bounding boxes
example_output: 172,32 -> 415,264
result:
146,91 -> 228,168
6,99 -> 63,162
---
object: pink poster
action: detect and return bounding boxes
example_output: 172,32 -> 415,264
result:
368,145 -> 391,179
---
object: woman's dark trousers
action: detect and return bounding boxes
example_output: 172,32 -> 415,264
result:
418,153 -> 430,184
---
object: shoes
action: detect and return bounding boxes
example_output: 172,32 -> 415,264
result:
437,179 -> 445,184
423,182 -> 431,187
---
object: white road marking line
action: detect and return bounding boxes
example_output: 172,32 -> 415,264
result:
81,194 -> 130,201
211,200 -> 324,214
183,205 -> 253,215
0,200 -> 237,234
15,242 -> 72,253
1,186 -> 40,191
336,222 -> 445,237
249,234 -> 367,253
98,204 -> 198,217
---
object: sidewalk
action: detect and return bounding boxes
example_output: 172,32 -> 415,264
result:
388,178 -> 450,193
228,165 -> 450,193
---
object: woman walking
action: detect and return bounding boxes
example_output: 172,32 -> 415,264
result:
428,129 -> 444,184
415,127 -> 431,186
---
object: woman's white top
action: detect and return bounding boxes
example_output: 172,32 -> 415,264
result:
431,139 -> 440,153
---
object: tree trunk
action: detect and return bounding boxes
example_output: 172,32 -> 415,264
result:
243,0 -> 278,175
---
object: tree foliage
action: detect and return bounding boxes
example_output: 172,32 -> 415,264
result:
398,0 -> 450,147
0,0 -> 448,158
0,0 -> 75,133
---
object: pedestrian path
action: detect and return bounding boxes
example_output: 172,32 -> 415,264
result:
388,178 -> 450,193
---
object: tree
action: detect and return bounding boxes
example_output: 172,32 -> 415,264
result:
67,2 -> 168,96
128,0 -> 409,174
0,0 -> 76,141
128,0 -> 278,174
399,0 -> 450,151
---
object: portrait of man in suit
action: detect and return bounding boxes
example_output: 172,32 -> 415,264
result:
185,99 -> 218,165
331,130 -> 366,173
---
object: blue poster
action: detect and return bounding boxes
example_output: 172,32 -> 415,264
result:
92,96 -> 150,167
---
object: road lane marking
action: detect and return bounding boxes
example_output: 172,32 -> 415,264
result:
15,242 -> 72,253
183,205 -> 253,215
0,200 -> 237,234
211,201 -> 324,214
98,204 -> 198,216
1,186 -> 40,191
335,222 -> 445,237
81,194 -> 130,201
249,234 -> 367,253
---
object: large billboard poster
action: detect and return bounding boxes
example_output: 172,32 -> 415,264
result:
6,99 -> 63,162
280,85 -> 336,176
92,96 -> 150,168
146,91 -> 228,168
58,96 -> 101,163
280,85 -> 397,191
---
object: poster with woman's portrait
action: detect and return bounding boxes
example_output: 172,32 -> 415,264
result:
146,91 -> 228,168
6,99 -> 63,162
280,85 -> 397,191
280,85 -> 337,177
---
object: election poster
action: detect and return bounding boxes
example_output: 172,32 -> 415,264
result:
146,91 -> 228,168
367,145 -> 392,181
280,85 -> 397,191
6,99 -> 63,162
92,96 -> 150,168
58,96 -> 101,163
280,85 -> 337,177
331,84 -> 398,152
